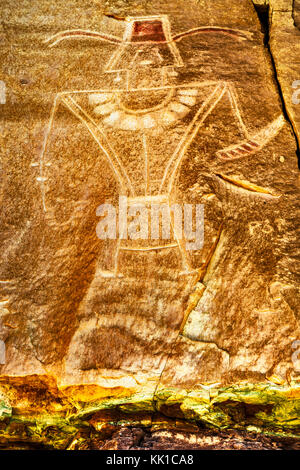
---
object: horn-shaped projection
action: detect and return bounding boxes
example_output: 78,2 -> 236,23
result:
44,18 -> 252,48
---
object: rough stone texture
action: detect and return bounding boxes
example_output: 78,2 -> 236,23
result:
266,0 -> 300,146
0,0 -> 299,448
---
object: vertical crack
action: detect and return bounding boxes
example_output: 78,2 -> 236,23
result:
253,1 -> 300,168
153,225 -> 225,408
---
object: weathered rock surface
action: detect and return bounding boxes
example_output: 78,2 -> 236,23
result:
0,0 -> 299,448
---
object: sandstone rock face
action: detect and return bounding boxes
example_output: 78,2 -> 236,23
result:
0,0 -> 299,448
